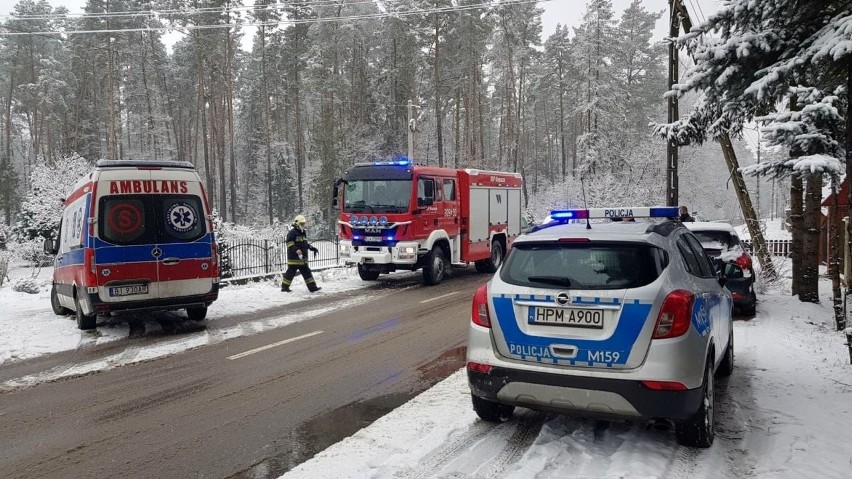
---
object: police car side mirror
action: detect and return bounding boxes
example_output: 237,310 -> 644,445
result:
43,237 -> 58,255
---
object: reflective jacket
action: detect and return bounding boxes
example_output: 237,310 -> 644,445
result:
286,226 -> 312,265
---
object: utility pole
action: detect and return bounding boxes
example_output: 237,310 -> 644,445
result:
407,100 -> 418,162
666,0 -> 681,207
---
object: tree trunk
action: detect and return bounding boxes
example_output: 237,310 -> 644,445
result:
226,23 -> 238,223
433,16 -> 444,168
844,63 -> 852,331
719,135 -> 778,280
829,179 -> 844,329
261,26 -> 273,225
800,174 -> 822,303
790,175 -> 804,296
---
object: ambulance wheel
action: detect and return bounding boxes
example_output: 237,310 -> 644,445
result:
472,395 -> 514,423
187,306 -> 208,322
423,246 -> 446,285
51,284 -> 71,315
74,293 -> 97,330
357,264 -> 380,281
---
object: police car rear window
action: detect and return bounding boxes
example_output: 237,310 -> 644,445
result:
500,242 -> 668,290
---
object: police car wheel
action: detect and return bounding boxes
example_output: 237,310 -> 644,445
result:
423,246 -> 446,285
675,358 -> 715,448
187,306 -> 208,321
357,264 -> 380,281
471,395 -> 514,423
74,293 -> 97,330
51,284 -> 71,316
717,328 -> 734,378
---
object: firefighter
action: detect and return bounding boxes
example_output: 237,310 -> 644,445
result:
281,215 -> 321,293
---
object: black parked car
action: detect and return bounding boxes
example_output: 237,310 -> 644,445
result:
685,222 -> 756,316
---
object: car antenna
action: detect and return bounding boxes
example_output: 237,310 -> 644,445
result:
580,175 -> 591,230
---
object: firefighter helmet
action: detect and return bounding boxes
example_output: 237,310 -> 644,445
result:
294,214 -> 307,226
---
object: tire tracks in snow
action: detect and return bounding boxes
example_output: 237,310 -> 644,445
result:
394,410 -> 546,479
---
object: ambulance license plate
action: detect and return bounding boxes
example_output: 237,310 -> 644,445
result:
528,307 -> 604,329
109,284 -> 149,297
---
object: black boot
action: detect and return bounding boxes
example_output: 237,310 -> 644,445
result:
310,287 -> 322,293
281,285 -> 291,292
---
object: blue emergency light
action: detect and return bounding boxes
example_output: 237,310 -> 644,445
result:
373,158 -> 411,166
549,206 -> 680,221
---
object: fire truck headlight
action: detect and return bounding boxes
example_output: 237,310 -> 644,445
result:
398,246 -> 416,259
340,243 -> 351,257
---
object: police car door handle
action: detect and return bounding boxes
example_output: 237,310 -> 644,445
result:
161,257 -> 181,265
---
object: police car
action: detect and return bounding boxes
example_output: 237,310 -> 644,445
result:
466,207 -> 734,448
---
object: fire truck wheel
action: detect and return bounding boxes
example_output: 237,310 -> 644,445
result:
357,264 -> 381,281
423,246 -> 446,285
51,284 -> 71,316
475,240 -> 504,274
187,306 -> 208,321
74,292 -> 97,330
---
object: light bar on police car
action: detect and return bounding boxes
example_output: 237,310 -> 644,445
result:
549,206 -> 680,220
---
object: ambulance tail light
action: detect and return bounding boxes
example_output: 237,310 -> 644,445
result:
211,242 -> 220,278
471,284 -> 491,328
84,248 -> 97,286
652,290 -> 694,339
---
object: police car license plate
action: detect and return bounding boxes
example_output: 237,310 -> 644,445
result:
109,284 -> 149,297
528,307 -> 604,329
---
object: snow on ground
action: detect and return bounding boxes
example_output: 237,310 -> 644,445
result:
283,273 -> 852,479
3,257 -> 852,477
0,261 -> 378,371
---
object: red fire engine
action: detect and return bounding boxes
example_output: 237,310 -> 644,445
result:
332,160 -> 524,285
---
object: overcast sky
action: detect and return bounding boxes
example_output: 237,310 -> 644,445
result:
0,0 -> 724,48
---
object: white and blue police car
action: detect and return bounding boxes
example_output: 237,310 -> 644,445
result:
466,206 -> 733,448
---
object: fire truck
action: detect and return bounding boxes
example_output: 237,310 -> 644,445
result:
332,160 -> 524,285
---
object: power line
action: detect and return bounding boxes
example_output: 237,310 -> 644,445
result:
0,0 -> 541,22
0,0 -> 381,21
0,0 -> 556,36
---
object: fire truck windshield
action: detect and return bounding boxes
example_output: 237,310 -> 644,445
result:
344,179 -> 412,213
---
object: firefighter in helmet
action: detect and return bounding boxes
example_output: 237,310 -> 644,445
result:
281,214 -> 321,292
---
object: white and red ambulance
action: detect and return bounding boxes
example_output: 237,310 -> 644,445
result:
45,160 -> 219,330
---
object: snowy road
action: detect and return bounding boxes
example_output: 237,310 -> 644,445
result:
0,268 -> 483,478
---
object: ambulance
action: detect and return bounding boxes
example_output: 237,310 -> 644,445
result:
44,160 -> 219,330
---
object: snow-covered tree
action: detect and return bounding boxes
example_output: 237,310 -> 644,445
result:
14,154 -> 92,240
655,0 -> 851,304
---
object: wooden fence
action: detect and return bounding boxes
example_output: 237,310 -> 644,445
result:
742,239 -> 792,258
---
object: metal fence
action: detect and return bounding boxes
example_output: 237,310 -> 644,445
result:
218,237 -> 341,282
742,239 -> 792,258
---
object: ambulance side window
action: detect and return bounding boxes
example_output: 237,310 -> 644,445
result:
61,197 -> 87,252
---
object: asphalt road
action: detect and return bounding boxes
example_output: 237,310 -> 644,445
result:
0,268 -> 487,479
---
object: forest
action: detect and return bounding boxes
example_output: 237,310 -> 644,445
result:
0,0 -> 680,238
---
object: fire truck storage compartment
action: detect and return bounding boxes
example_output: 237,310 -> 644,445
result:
469,187 -> 521,242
